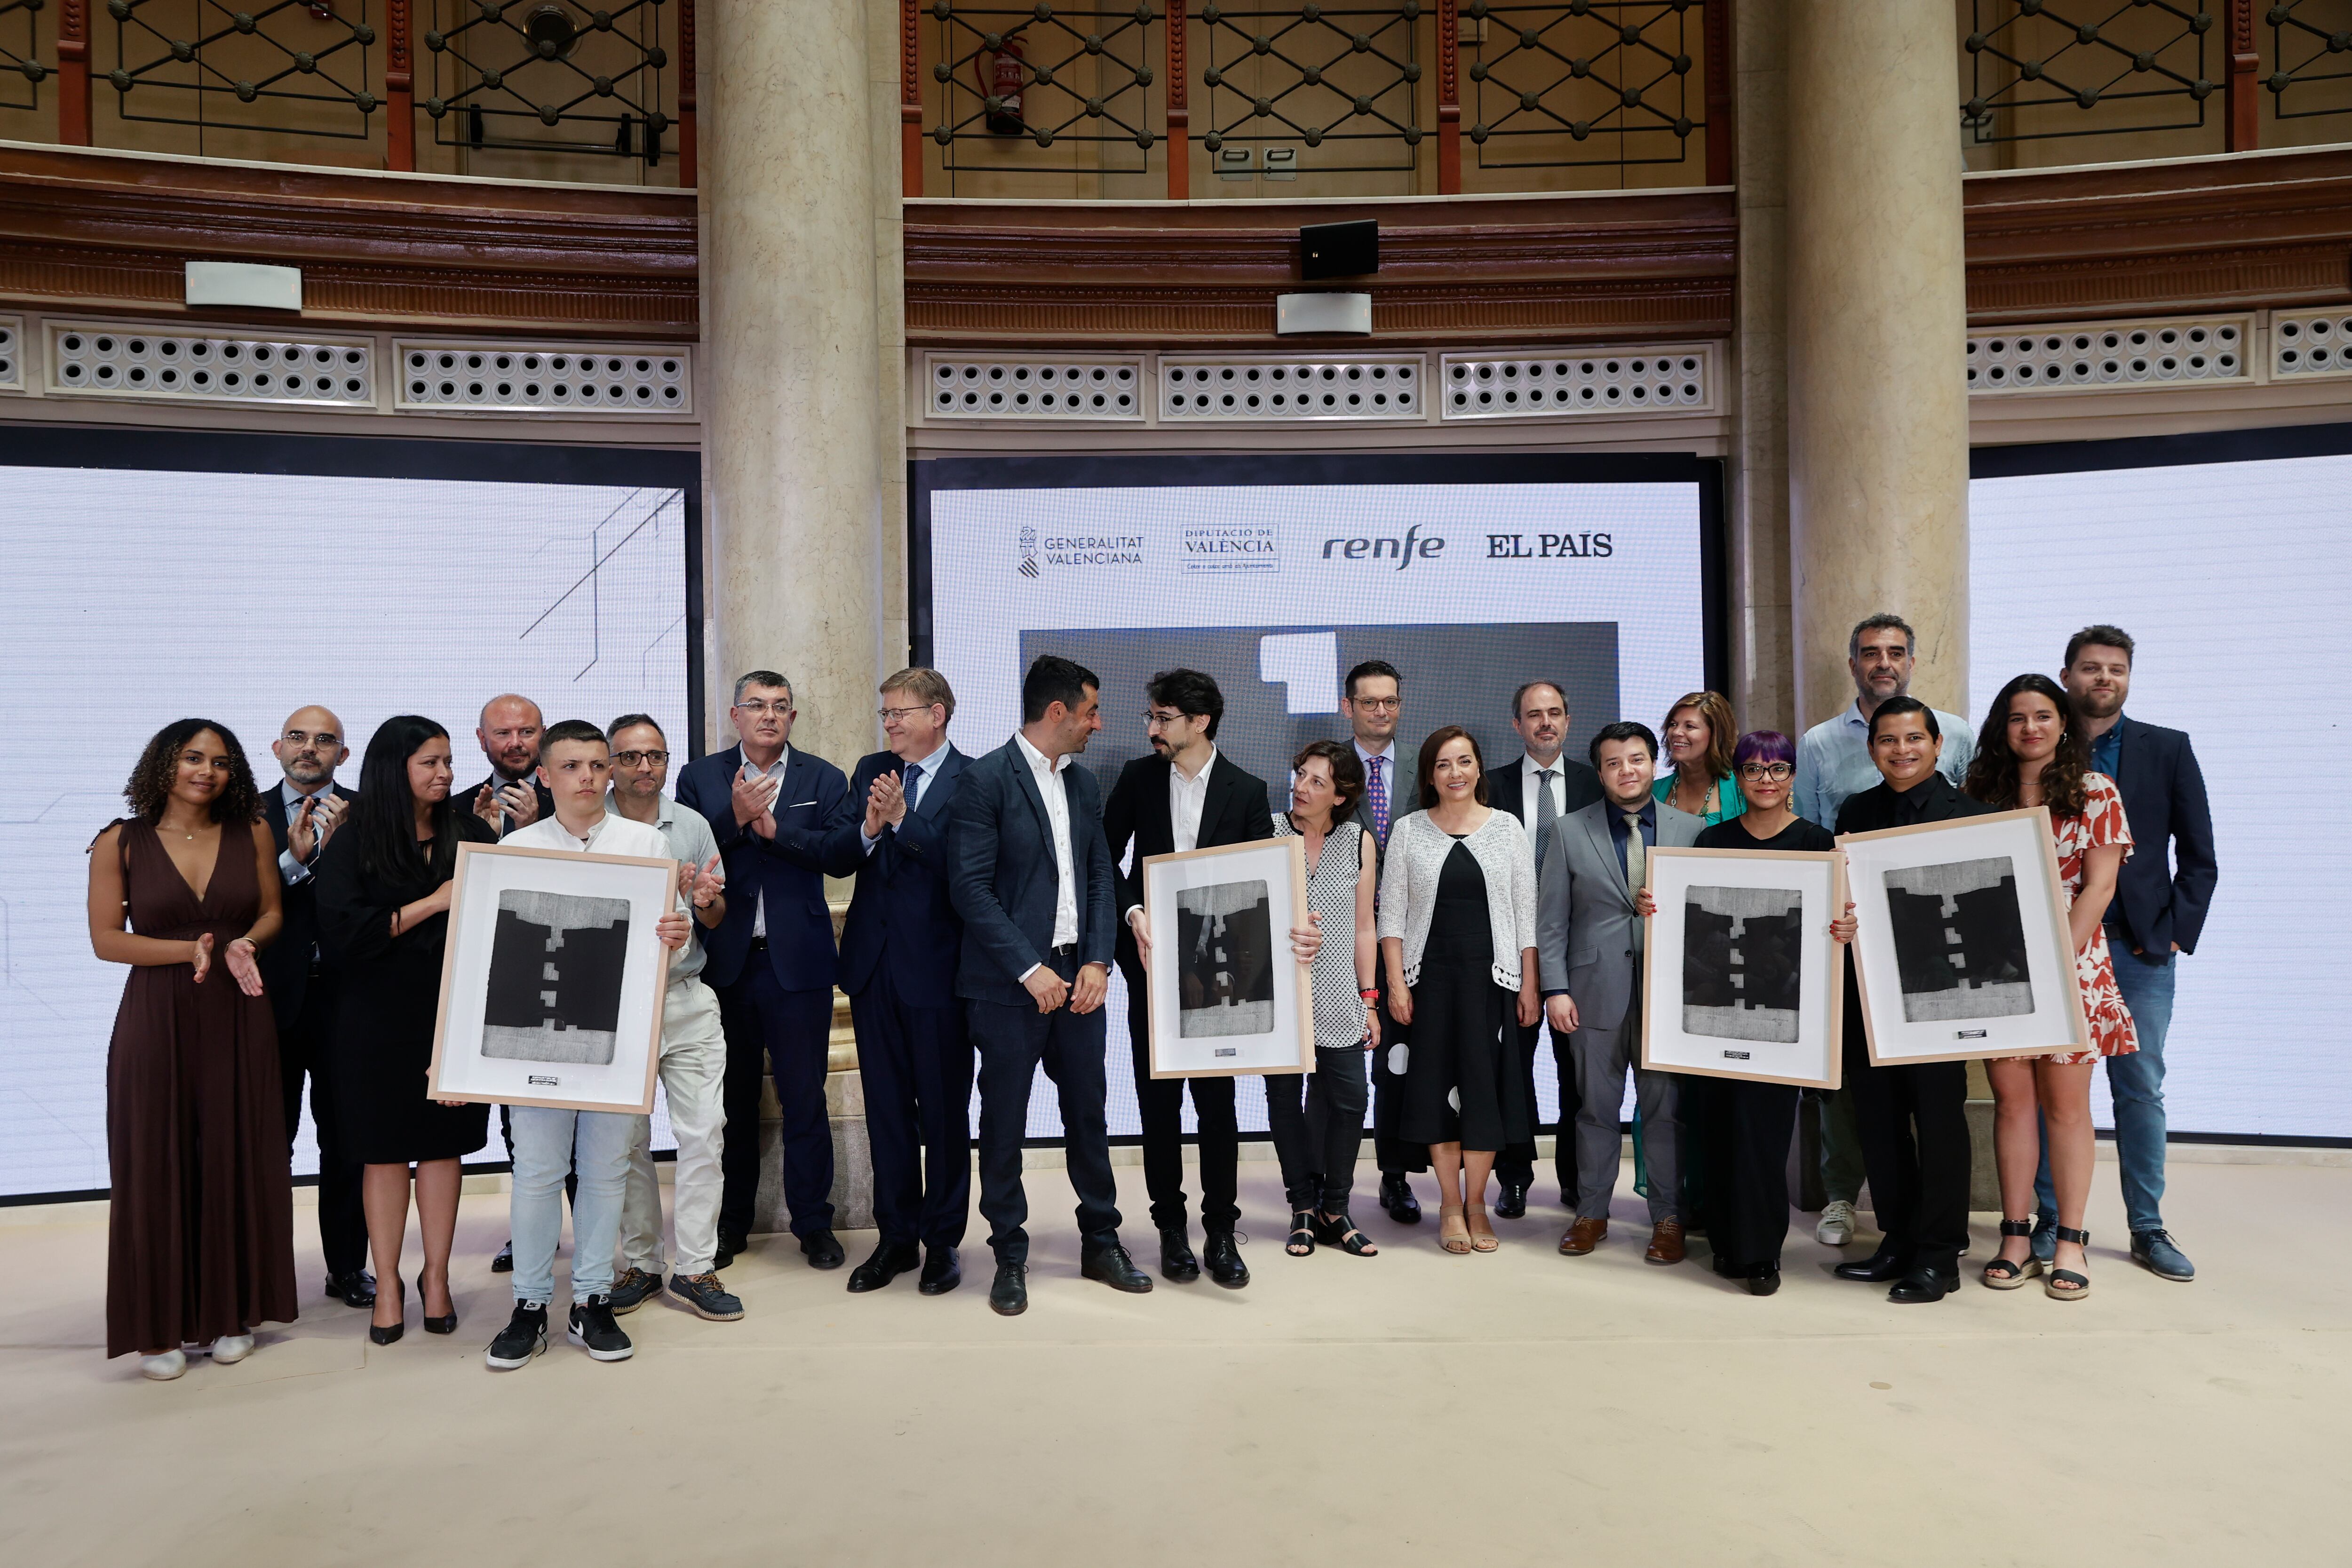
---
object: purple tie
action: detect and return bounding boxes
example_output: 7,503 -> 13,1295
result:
1367,756 -> 1391,844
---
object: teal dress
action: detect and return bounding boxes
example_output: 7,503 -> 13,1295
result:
1651,772 -> 1746,825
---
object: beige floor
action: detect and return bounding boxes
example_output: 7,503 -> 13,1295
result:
5,1156 -> 2348,1568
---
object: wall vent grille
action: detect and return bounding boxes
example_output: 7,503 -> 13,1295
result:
924,355 -> 1145,420
2270,310 -> 2352,380
1966,318 -> 2249,393
1159,355 -> 1423,421
46,322 -> 374,406
0,317 -> 20,392
1439,346 -> 1713,420
394,342 -> 691,414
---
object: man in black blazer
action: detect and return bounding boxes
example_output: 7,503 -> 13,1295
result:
2058,625 -> 2217,1281
1340,659 -> 1427,1221
1484,680 -> 1605,1218
258,706 -> 371,1308
467,693 -> 556,836
1830,697 -> 1995,1305
1103,669 -> 1276,1289
675,670 -> 856,1271
948,655 -> 1151,1316
819,669 -> 974,1297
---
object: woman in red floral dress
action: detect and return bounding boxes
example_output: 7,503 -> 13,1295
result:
1965,673 -> 2137,1301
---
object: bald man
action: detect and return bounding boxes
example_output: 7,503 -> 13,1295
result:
262,706 -> 373,1308
468,693 -> 554,836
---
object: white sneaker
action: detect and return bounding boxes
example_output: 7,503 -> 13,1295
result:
1815,1200 -> 1857,1247
140,1349 -> 188,1381
208,1333 -> 255,1364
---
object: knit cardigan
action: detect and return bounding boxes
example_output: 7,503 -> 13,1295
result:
1375,807 -> 1540,990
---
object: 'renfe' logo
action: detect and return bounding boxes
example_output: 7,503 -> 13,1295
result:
1320,522 -> 1444,571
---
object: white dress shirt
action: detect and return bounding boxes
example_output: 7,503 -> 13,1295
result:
1014,732 -> 1079,968
1170,746 -> 1216,853
1516,752 -> 1569,836
276,779 -> 334,885
861,737 -> 952,854
739,746 -> 789,939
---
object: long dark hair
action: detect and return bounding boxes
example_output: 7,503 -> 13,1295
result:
354,715 -> 464,883
1415,724 -> 1489,808
1966,674 -> 2090,819
123,718 -> 262,826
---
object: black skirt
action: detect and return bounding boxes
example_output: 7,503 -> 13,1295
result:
1398,841 -> 1528,1152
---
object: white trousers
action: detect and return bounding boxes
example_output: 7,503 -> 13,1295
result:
619,977 -> 728,1277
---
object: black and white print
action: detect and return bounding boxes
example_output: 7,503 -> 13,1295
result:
1176,880 -> 1275,1039
1682,885 -> 1804,1044
1883,857 -> 2035,1024
482,889 -> 632,1065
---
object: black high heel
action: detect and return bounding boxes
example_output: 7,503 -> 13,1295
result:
1286,1210 -> 1317,1257
368,1276 -> 405,1345
418,1270 -> 457,1335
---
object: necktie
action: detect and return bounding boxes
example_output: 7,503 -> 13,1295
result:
1534,768 -> 1558,868
1367,756 -> 1390,844
1621,808 -> 1646,897
901,761 -> 923,817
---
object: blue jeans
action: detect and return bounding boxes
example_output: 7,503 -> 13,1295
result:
510,1105 -> 635,1306
2037,950 -> 2175,1235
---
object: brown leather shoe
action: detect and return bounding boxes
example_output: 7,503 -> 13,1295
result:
1645,1218 -> 1687,1266
1560,1217 -> 1607,1256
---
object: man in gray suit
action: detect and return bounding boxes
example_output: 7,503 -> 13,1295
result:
1537,720 -> 1704,1265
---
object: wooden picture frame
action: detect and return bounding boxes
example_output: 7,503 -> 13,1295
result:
1139,835 -> 1315,1078
1639,845 -> 1847,1090
1837,805 -> 2090,1066
427,840 -> 675,1114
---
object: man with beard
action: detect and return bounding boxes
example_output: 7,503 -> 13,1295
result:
259,705 -> 371,1309
468,694 -> 554,836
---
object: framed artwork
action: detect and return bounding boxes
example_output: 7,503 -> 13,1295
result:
428,841 -> 675,1113
1140,836 -> 1314,1078
1837,805 -> 2089,1065
1639,846 -> 1846,1090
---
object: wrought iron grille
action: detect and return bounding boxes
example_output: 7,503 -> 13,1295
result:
1962,0 -> 2217,145
2265,0 -> 2352,123
924,1 -> 1160,176
1198,1 -> 1423,175
423,0 -> 673,163
1463,0 -> 1705,171
102,0 -> 381,140
2,0 -> 46,111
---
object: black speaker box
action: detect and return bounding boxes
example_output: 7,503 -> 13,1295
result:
1299,219 -> 1379,280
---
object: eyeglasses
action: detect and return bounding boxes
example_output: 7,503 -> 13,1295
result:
1143,709 -> 1192,728
1349,697 -> 1402,712
612,750 -> 669,768
280,730 -> 341,748
734,700 -> 790,717
1737,762 -> 1795,782
877,706 -> 938,723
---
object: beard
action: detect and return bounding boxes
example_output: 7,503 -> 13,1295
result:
283,754 -> 332,786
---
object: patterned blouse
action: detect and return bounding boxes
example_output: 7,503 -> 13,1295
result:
1272,813 -> 1371,1052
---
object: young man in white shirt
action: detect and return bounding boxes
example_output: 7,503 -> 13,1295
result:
485,721 -> 697,1370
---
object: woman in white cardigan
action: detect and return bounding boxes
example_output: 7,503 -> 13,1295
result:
1378,726 -> 1540,1253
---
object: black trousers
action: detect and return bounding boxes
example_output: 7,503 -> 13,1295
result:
1123,975 -> 1238,1233
1843,1032 -> 1971,1271
1494,1016 -> 1579,1198
1368,971 -> 1429,1176
279,969 -> 367,1278
715,946 -> 836,1241
969,952 -> 1122,1263
851,981 -> 974,1251
1688,1076 -> 1800,1269
1269,1045 -> 1370,1210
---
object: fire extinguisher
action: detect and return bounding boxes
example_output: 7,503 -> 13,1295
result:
976,33 -> 1025,136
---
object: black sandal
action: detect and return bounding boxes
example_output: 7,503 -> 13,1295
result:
1981,1218 -> 2042,1290
2044,1226 -> 2091,1301
1319,1210 -> 1378,1257
1286,1210 -> 1317,1257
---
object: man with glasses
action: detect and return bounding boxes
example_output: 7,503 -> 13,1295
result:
675,671 -> 855,1272
258,705 -> 371,1310
1340,660 -> 1426,1224
603,715 -> 743,1323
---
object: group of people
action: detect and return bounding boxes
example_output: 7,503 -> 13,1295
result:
86,612 -> 2216,1377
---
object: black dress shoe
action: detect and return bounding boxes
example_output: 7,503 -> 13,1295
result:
326,1270 -> 377,1308
988,1259 -> 1028,1316
1159,1226 -> 1200,1283
1202,1230 -> 1249,1289
847,1242 -> 919,1293
800,1229 -> 845,1270
1746,1263 -> 1782,1297
1081,1244 -> 1154,1294
919,1246 -> 962,1296
714,1230 -> 747,1271
1888,1264 -> 1958,1304
1495,1178 -> 1530,1220
1832,1248 -> 1912,1283
491,1240 -> 515,1274
1380,1173 -> 1422,1224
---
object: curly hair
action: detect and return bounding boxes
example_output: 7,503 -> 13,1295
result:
1291,738 -> 1367,813
1966,673 -> 2090,819
123,718 -> 262,826
1661,690 -> 1740,785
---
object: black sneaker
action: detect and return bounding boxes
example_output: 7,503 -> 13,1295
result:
668,1272 -> 746,1321
608,1267 -> 662,1315
484,1302 -> 548,1371
567,1294 -> 635,1361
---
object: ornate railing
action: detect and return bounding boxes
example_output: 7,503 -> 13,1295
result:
1960,0 -> 2265,153
1197,2 -> 1424,178
2265,0 -> 2352,127
921,1 -> 1161,182
421,0 -> 677,166
97,0 -> 381,146
1463,0 -> 1720,178
2,0 -> 47,111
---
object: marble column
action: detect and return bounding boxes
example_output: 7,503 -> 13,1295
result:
1784,0 -> 1971,729
1730,0 -> 1793,737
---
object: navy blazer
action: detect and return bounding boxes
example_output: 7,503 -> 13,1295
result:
2104,715 -> 2218,958
675,742 -> 854,993
258,780 -> 358,1030
947,736 -> 1117,1005
463,773 -> 557,839
1100,750 -> 1273,976
820,745 -> 969,1007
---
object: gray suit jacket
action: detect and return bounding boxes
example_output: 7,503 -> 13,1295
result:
1535,796 -> 1704,1033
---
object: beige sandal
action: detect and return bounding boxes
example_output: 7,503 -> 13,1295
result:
1438,1205 -> 1471,1255
1466,1203 -> 1499,1252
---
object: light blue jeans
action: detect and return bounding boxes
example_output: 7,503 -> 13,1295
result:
510,1105 -> 635,1306
2037,949 -> 2175,1235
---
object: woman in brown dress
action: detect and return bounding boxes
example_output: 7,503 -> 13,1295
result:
87,719 -> 297,1380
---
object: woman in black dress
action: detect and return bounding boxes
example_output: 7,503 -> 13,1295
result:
1685,730 -> 1838,1295
315,716 -> 495,1343
1376,728 -> 1539,1255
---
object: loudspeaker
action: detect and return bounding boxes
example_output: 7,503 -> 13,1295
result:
1299,219 -> 1378,280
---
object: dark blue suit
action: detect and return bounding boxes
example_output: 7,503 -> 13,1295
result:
820,745 -> 974,1251
2101,715 -> 2217,960
676,742 -> 854,1241
947,736 -> 1121,1262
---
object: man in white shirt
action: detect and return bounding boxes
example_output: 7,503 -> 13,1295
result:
484,721 -> 695,1371
1341,658 -> 1426,1224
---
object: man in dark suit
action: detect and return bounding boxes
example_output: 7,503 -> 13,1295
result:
259,705 -> 371,1308
1340,659 -> 1426,1222
1485,679 -> 1606,1218
1830,697 -> 1996,1305
1103,669 -> 1277,1289
675,669 -> 855,1271
467,693 -> 555,836
2053,624 -> 2217,1282
948,654 -> 1152,1317
820,668 -> 974,1297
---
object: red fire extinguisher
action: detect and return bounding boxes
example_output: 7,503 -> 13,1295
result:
976,33 -> 1025,136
